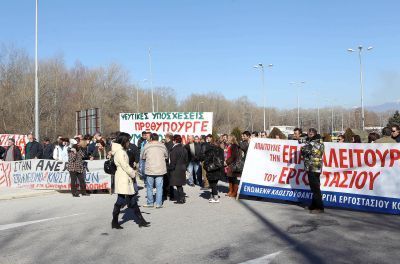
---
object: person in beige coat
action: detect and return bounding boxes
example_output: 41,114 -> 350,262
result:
111,132 -> 150,229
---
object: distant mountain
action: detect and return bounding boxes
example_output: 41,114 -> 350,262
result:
367,102 -> 400,112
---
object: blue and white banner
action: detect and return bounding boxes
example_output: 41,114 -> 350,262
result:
238,138 -> 400,214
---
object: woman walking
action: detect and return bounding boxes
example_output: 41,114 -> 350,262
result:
225,134 -> 241,198
111,132 -> 150,229
204,138 -> 224,203
168,135 -> 188,204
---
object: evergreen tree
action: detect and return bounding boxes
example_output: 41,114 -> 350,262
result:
387,111 -> 400,128
231,127 -> 242,142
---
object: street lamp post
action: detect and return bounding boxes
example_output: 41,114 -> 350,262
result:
35,0 -> 39,140
254,63 -> 273,131
148,48 -> 154,112
137,79 -> 148,113
348,45 -> 373,131
197,101 -> 204,112
290,81 -> 306,128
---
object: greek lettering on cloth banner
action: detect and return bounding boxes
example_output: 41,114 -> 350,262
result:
238,138 -> 400,214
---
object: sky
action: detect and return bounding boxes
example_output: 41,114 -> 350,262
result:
1,0 -> 400,109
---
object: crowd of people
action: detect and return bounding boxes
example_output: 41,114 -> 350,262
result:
1,123 -> 399,228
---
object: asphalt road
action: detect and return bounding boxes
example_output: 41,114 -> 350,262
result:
1,182 -> 399,264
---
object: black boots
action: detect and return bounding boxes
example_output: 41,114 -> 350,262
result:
130,203 -> 150,228
111,204 -> 123,229
175,188 -> 186,204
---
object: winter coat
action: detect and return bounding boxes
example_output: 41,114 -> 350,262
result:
375,136 -> 396,143
239,141 -> 249,158
301,135 -> 325,173
184,142 -> 202,162
168,143 -> 188,186
112,143 -> 136,195
0,146 -> 5,160
67,148 -> 86,173
25,141 -> 43,159
53,145 -> 69,162
226,144 -> 242,178
204,145 -> 224,181
141,141 -> 168,176
165,141 -> 174,154
3,145 -> 22,161
127,143 -> 139,167
42,143 -> 55,159
91,146 -> 109,160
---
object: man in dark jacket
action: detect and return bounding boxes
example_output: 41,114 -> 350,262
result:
42,137 -> 54,159
301,128 -> 325,214
25,133 -> 43,159
137,131 -> 147,152
239,131 -> 251,158
391,125 -> 400,143
184,135 -> 202,186
3,138 -> 22,161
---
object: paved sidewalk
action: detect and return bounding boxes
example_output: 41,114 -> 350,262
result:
0,187 -> 57,200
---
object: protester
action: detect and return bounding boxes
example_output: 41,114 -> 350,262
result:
376,127 -> 396,143
184,135 -> 202,187
25,133 -> 43,159
301,128 -> 325,213
163,133 -> 174,200
3,138 -> 22,161
338,135 -> 345,143
139,131 -> 151,184
260,131 -> 267,138
204,138 -> 224,203
137,131 -> 147,152
200,134 -> 213,190
168,134 -> 188,204
111,132 -> 150,229
42,137 -> 54,159
251,131 -> 259,138
292,128 -> 303,141
391,125 -> 400,142
0,146 -> 5,160
239,131 -> 251,157
352,135 -> 362,143
67,139 -> 89,197
141,133 -> 168,208
368,132 -> 380,143
225,134 -> 241,198
90,140 -> 109,160
88,132 -> 102,155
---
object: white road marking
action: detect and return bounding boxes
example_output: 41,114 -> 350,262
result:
0,214 -> 82,231
240,251 -> 282,264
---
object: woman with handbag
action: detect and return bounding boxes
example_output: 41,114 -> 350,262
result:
225,134 -> 242,198
204,138 -> 225,203
168,135 -> 188,204
111,132 -> 150,229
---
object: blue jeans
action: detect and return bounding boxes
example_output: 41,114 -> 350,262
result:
146,175 -> 164,206
139,160 -> 146,183
187,161 -> 200,185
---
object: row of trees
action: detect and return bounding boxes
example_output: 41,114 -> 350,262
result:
0,45 -> 397,140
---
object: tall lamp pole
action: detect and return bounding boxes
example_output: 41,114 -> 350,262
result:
35,0 -> 39,139
290,81 -> 306,128
148,48 -> 154,112
348,45 -> 373,131
254,63 -> 273,131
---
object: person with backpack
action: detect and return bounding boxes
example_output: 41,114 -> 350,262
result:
225,134 -> 243,198
204,137 -> 225,203
168,134 -> 189,204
